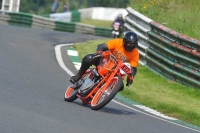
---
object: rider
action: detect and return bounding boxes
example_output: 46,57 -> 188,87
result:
112,14 -> 125,36
70,31 -> 139,88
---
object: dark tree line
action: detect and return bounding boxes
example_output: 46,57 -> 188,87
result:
0,0 -> 2,9
19,0 -> 130,15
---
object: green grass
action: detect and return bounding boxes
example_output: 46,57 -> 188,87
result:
73,39 -> 200,127
80,18 -> 113,28
129,0 -> 200,39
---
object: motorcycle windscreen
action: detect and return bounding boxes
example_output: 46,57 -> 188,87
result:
113,22 -> 120,30
97,57 -> 116,77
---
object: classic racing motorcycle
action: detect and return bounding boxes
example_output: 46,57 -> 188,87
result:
64,51 -> 132,110
111,21 -> 121,38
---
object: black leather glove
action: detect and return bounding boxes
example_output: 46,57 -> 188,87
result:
96,50 -> 102,55
126,75 -> 133,86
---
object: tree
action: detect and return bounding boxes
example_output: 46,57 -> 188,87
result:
0,0 -> 2,9
19,0 -> 130,14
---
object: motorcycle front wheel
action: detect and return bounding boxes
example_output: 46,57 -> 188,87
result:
90,76 -> 123,110
64,86 -> 78,102
64,69 -> 93,102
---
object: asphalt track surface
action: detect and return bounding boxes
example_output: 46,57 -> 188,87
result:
0,24 -> 199,133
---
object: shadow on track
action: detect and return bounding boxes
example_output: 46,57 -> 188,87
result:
67,100 -> 136,115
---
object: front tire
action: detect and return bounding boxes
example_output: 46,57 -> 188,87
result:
64,86 -> 78,102
91,76 -> 123,110
64,69 -> 93,102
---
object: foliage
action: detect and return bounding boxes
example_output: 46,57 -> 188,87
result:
80,19 -> 112,28
128,0 -> 200,39
0,0 -> 2,8
20,0 -> 52,14
19,0 -> 130,15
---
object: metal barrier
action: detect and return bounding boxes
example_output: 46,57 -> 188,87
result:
0,11 -> 111,37
124,7 -> 200,89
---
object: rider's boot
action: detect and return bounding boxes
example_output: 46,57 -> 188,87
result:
70,69 -> 85,84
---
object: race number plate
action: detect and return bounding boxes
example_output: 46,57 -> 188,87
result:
119,63 -> 132,75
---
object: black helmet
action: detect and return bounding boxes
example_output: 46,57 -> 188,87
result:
118,14 -> 122,18
123,31 -> 138,52
118,14 -> 122,19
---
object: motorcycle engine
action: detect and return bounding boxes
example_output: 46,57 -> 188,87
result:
78,69 -> 99,96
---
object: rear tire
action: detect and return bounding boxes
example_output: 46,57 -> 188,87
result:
90,76 -> 123,110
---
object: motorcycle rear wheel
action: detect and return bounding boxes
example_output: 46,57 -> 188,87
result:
90,76 -> 123,110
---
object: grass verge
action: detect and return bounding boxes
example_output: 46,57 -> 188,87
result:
73,39 -> 200,127
129,0 -> 200,39
80,18 -> 112,28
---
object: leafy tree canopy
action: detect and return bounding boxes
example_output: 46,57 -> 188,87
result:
19,0 -> 129,15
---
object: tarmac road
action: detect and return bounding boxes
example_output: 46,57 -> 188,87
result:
0,24 -> 199,133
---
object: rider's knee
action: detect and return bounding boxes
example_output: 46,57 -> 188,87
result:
81,54 -> 94,71
81,54 -> 102,71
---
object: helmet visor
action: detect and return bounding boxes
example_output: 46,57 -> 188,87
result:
124,40 -> 138,52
